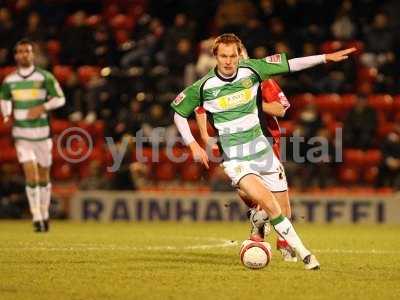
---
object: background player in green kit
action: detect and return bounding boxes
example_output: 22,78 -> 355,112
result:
0,39 -> 65,232
171,33 -> 356,270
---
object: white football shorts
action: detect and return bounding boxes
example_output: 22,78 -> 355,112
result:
15,138 -> 53,167
222,151 -> 288,192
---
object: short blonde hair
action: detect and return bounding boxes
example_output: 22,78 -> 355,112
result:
212,33 -> 243,56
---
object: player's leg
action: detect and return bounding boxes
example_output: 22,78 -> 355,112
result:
274,190 -> 297,262
22,161 -> 43,231
36,139 -> 53,232
238,174 -> 319,270
259,160 -> 297,261
38,165 -> 51,232
16,140 -> 43,231
237,188 -> 271,241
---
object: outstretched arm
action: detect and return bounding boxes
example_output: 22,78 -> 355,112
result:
288,48 -> 357,72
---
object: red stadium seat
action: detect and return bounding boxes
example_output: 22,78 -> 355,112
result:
86,14 -> 103,27
343,149 -> 364,167
109,14 -> 134,30
363,149 -> 382,167
368,94 -> 393,114
357,67 -> 378,83
314,94 -> 341,115
77,66 -> 100,85
393,95 -> 400,114
0,66 -> 16,82
103,4 -> 120,20
290,93 -> 314,110
0,145 -> 17,163
181,162 -> 203,182
47,40 -> 61,64
155,162 -> 177,181
363,166 -> 378,184
345,40 -> 364,56
53,65 -> 74,86
279,120 -> 295,136
320,41 -> 343,53
115,30 -> 130,45
0,137 -> 12,148
132,147 -> 153,164
340,94 -> 357,110
377,122 -> 395,140
51,119 -> 71,135
327,121 -> 343,137
338,166 -> 359,184
0,119 -> 12,136
52,162 -> 73,181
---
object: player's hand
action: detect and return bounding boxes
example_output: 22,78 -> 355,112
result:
325,48 -> 357,62
188,141 -> 209,169
27,105 -> 46,119
3,116 -> 10,123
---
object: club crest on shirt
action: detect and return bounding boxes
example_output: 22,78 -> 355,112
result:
173,92 -> 185,105
240,78 -> 253,89
265,54 -> 282,64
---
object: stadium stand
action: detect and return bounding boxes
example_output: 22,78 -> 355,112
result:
0,0 -> 399,200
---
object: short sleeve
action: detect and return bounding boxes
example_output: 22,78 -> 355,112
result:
170,84 -> 201,118
242,53 -> 290,81
0,83 -> 12,101
45,72 -> 64,98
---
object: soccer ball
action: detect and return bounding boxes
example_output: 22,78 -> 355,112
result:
239,239 -> 272,269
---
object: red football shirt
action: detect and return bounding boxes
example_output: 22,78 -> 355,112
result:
260,79 -> 290,159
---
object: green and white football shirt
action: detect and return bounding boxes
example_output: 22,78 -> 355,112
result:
171,54 -> 290,161
0,68 -> 64,141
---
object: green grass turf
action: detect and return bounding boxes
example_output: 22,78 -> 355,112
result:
0,221 -> 400,300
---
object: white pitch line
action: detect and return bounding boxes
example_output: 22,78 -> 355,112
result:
0,240 -> 239,252
314,249 -> 400,255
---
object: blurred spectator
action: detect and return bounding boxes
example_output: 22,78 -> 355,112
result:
88,25 -> 118,66
376,124 -> 400,190
24,11 -> 47,42
109,138 -> 149,190
195,38 -> 216,77
343,95 -> 377,149
215,0 -> 257,33
240,19 -> 268,54
109,99 -> 145,142
364,12 -> 394,54
0,164 -> 26,218
141,104 -> 176,144
60,10 -> 92,65
0,8 -> 19,66
164,13 -> 195,54
295,104 -> 323,140
331,0 -> 356,41
121,18 -> 164,69
79,160 -> 110,190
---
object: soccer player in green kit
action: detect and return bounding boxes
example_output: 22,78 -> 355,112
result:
0,39 -> 65,232
171,33 -> 355,270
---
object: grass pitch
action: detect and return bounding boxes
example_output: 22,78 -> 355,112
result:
0,221 -> 400,300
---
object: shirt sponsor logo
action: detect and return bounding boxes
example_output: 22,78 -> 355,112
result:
265,54 -> 282,64
240,78 -> 253,89
173,92 -> 185,105
11,89 -> 42,101
217,88 -> 252,109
